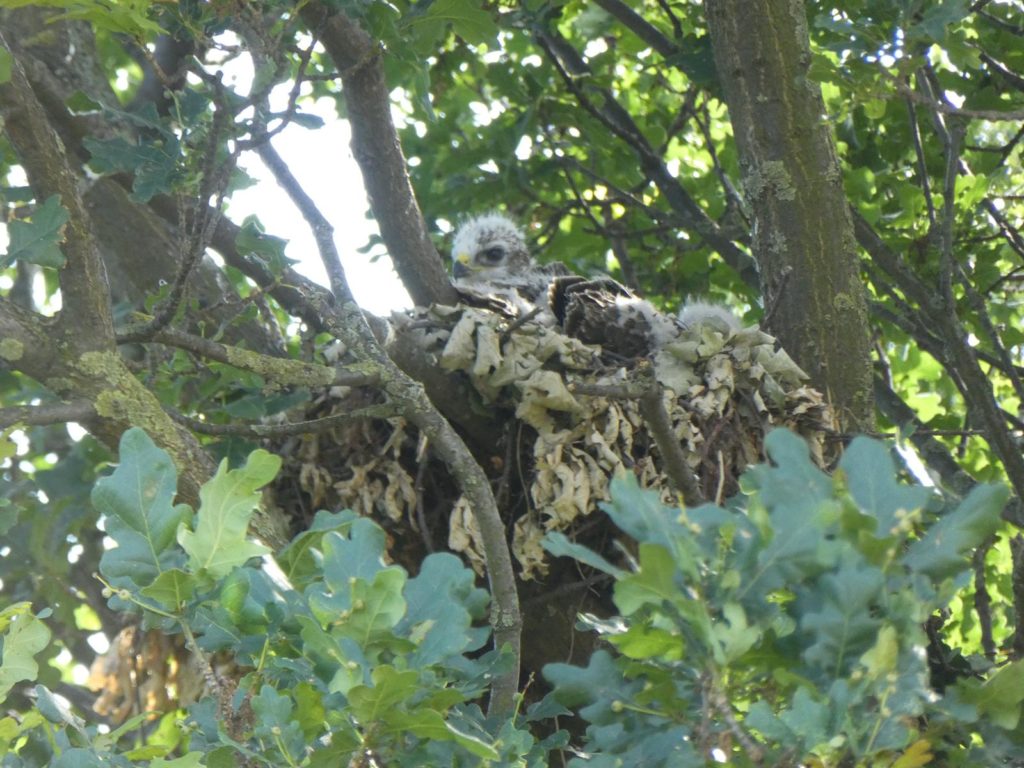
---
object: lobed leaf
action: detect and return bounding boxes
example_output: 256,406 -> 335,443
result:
94,428 -> 190,593
903,483 -> 1008,579
2,195 -> 70,268
178,450 -> 279,579
0,605 -> 50,703
838,436 -> 932,537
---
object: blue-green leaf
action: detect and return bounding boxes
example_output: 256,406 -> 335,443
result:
94,429 -> 190,593
2,195 -> 70,268
903,483 -> 1008,579
838,437 -> 931,537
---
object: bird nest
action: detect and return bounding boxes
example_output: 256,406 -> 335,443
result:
274,301 -> 834,581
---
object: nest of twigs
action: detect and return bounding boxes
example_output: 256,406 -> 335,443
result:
271,302 -> 835,580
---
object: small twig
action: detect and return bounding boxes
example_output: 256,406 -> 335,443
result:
529,21 -> 752,273
256,140 -> 353,304
904,90 -> 937,227
412,441 -> 435,553
0,401 -> 95,429
501,306 -> 543,339
569,380 -> 647,399
1011,536 -> 1024,659
937,119 -> 963,307
520,574 -> 612,609
710,680 -> 765,764
973,539 -> 997,660
890,75 -> 1024,121
695,101 -> 750,227
655,0 -> 684,38
714,450 -> 726,506
120,82 -> 241,344
167,402 -> 400,438
494,423 -> 517,518
954,262 -> 1024,405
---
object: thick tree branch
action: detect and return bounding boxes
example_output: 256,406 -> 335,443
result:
873,376 -> 975,498
0,36 -> 215,503
300,3 -> 457,308
0,31 -> 113,346
705,0 -> 875,432
0,299 -> 58,381
857,212 -> 1024,506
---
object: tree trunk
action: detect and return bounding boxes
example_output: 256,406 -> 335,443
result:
705,0 -> 875,434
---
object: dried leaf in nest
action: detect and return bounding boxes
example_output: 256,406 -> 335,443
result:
515,370 -> 584,432
448,496 -> 486,575
513,513 -> 548,579
333,418 -> 417,522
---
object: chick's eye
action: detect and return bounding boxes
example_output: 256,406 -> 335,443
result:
478,246 -> 505,265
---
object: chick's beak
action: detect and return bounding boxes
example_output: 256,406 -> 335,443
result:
453,253 -> 472,279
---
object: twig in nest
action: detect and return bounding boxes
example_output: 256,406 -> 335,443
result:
501,306 -> 543,340
634,368 -> 704,507
412,434 -> 434,553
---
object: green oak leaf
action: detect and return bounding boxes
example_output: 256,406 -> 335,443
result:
2,195 -> 70,268
0,604 -> 51,702
801,558 -> 885,673
423,0 -> 498,45
347,665 -> 420,722
903,483 -> 1008,579
94,428 -> 191,592
84,135 -> 182,202
235,215 -> 291,273
178,450 -> 280,579
140,569 -> 196,610
838,437 -> 931,537
399,552 -> 490,665
954,660 -> 1024,729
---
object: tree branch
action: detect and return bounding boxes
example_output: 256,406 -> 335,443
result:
593,0 -> 678,58
300,3 -> 458,308
0,298 -> 58,382
0,31 -> 113,346
872,376 -> 975,498
148,327 -> 375,389
890,74 -> 1024,121
167,403 -> 400,438
638,383 -> 704,507
0,401 -> 95,430
857,212 -> 1024,506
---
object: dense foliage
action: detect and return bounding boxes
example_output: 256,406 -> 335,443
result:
3,0 -> 1024,765
3,429 -> 1020,765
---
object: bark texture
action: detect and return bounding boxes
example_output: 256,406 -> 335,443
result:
705,0 -> 875,433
